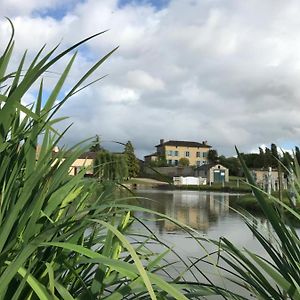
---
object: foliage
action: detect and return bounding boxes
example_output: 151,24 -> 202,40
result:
199,148 -> 300,299
178,157 -> 190,167
207,149 -> 218,163
94,150 -> 128,181
148,156 -> 168,167
89,134 -> 102,152
0,22 -> 204,300
219,155 -> 241,176
239,143 -> 290,171
124,140 -> 140,177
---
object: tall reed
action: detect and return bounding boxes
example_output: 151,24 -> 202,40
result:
0,20 -> 205,299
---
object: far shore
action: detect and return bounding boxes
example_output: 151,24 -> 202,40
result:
124,177 -> 252,193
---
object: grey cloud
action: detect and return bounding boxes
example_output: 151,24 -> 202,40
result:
3,0 -> 300,158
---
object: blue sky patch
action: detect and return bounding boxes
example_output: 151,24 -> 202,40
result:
118,0 -> 170,10
33,1 -> 84,20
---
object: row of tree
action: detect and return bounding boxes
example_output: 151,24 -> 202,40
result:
209,143 -> 297,176
90,136 -> 140,180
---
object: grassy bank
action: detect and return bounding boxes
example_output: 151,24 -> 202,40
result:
130,176 -> 252,192
174,183 -> 251,193
230,190 -> 297,212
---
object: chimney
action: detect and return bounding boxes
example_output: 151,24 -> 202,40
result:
202,140 -> 207,145
160,139 -> 164,145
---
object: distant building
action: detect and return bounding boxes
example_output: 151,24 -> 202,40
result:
250,168 -> 286,191
195,163 -> 229,184
69,151 -> 96,176
144,139 -> 211,166
144,152 -> 158,164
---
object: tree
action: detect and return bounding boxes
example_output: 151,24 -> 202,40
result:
124,141 -> 140,178
270,143 -> 279,168
264,147 -> 274,168
295,146 -> 300,165
282,151 -> 293,172
219,155 -> 241,176
94,150 -> 128,181
208,149 -> 218,164
242,153 -> 259,168
257,147 -> 265,168
178,157 -> 190,167
90,135 -> 102,152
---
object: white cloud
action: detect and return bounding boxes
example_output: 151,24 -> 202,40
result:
2,0 -> 300,158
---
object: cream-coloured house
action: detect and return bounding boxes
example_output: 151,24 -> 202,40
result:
145,139 -> 211,166
68,152 -> 96,176
36,146 -> 96,176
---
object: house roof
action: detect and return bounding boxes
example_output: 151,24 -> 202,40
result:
78,151 -> 97,159
155,140 -> 211,148
144,152 -> 158,158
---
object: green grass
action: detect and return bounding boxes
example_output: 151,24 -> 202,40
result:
174,178 -> 252,193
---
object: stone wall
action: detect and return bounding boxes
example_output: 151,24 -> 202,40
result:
144,166 -> 195,177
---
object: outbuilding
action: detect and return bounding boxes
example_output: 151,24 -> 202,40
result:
195,163 -> 229,184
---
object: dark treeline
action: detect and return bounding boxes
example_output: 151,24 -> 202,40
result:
211,143 -> 296,176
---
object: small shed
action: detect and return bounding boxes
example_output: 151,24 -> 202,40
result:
195,163 -> 229,184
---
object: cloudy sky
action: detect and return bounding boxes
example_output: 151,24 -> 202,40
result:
1,0 -> 300,158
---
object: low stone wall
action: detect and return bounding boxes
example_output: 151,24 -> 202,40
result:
144,166 -> 194,177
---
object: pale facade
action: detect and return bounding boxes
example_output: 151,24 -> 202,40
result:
196,163 -> 229,183
155,139 -> 211,166
69,158 -> 94,176
251,168 -> 286,191
68,152 -> 96,176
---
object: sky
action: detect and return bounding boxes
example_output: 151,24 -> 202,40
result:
1,0 -> 300,158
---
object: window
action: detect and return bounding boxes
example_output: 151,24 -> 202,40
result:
167,150 -> 173,156
168,159 -> 172,165
185,151 -> 190,157
174,160 -> 178,166
196,160 -> 201,166
203,152 -> 208,158
196,151 -> 201,157
174,150 -> 178,156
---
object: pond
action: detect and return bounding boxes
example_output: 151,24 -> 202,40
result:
132,189 -> 267,256
127,188 -> 272,297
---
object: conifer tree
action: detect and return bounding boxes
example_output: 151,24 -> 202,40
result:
124,141 -> 140,178
90,135 -> 102,152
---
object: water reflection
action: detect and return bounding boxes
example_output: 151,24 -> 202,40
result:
134,190 -> 232,234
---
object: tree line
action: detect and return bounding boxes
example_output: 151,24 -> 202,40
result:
90,135 -> 140,180
210,143 -> 296,176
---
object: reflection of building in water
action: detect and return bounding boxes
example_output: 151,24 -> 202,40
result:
160,192 -> 229,233
135,191 -> 230,233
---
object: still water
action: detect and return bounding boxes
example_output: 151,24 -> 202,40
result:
126,189 -> 288,298
132,189 -> 266,256
129,189 -> 270,297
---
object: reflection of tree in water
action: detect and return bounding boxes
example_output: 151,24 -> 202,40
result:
136,190 -> 229,234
